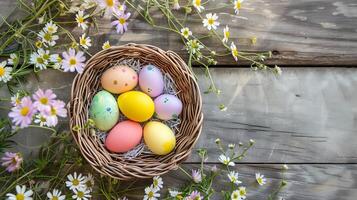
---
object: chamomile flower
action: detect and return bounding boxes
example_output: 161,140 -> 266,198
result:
218,154 -> 235,166
61,48 -> 86,73
11,94 -> 21,107
47,189 -> 65,200
234,0 -> 244,15
72,188 -> 91,200
79,34 -> 92,49
192,0 -> 204,12
97,0 -> 118,12
152,176 -> 163,190
111,11 -> 131,34
76,10 -> 89,30
102,41 -> 111,50
255,173 -> 267,186
6,185 -> 33,200
0,61 -> 12,83
7,53 -> 18,65
222,25 -> 230,43
116,2 -> 127,13
38,30 -> 59,47
180,27 -> 192,39
169,190 -> 182,198
172,0 -> 180,10
50,54 -> 62,69
30,48 -> 50,70
238,186 -> 247,199
186,39 -> 203,55
230,42 -> 239,61
84,173 -> 95,190
34,114 -> 48,127
231,190 -> 240,200
66,172 -> 86,191
202,13 -> 219,30
228,171 -> 242,185
144,186 -> 160,200
44,21 -> 58,34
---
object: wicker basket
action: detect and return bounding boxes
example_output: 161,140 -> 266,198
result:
68,43 -> 203,180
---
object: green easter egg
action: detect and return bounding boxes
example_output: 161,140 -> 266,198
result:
89,90 -> 119,131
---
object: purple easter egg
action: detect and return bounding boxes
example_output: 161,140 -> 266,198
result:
139,64 -> 164,97
154,94 -> 183,120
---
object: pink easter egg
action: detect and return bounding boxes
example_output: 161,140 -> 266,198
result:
154,94 -> 183,120
105,120 -> 142,153
139,64 -> 164,97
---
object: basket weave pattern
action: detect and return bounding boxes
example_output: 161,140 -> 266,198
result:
68,43 -> 203,180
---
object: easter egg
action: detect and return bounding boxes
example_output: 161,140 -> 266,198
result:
89,90 -> 119,131
154,94 -> 183,120
101,65 -> 138,94
105,120 -> 143,153
139,64 -> 164,97
118,91 -> 155,122
143,121 -> 176,155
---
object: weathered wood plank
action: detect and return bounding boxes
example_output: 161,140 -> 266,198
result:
120,164 -> 357,200
1,0 -> 357,65
1,68 -> 357,163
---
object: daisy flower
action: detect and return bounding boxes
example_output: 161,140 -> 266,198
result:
191,169 -> 202,183
230,42 -> 239,61
228,171 -> 242,185
61,48 -> 86,73
102,41 -> 111,50
79,34 -> 92,49
256,173 -> 267,186
192,0 -> 204,12
116,2 -> 126,13
97,0 -> 118,12
44,21 -> 58,34
76,10 -> 89,30
45,100 -> 67,127
32,88 -> 56,112
84,173 -> 95,190
72,188 -> 91,200
231,190 -> 240,200
1,152 -> 23,172
0,61 -> 12,83
173,0 -> 180,10
186,39 -> 203,55
11,94 -> 21,107
47,189 -> 65,200
50,54 -> 62,69
169,190 -> 182,198
202,13 -> 219,30
6,185 -> 33,200
30,48 -> 50,70
8,96 -> 35,128
7,53 -> 18,65
143,186 -> 160,200
222,25 -> 230,43
152,176 -> 163,190
38,30 -> 59,47
238,186 -> 247,199
66,172 -> 86,191
111,11 -> 131,34
186,190 -> 201,200
180,27 -> 192,39
218,154 -> 235,166
34,114 -> 48,127
234,0 -> 244,15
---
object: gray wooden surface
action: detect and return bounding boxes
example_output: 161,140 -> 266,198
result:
1,0 -> 357,199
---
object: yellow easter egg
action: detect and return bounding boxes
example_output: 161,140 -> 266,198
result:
118,91 -> 155,122
143,121 -> 176,155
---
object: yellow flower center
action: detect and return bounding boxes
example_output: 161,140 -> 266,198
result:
232,193 -> 238,198
51,107 -> 57,115
118,5 -> 124,11
72,179 -> 79,186
37,57 -> 44,64
16,193 -> 25,200
15,99 -> 21,105
183,30 -> 188,36
85,180 -> 92,188
69,58 -> 77,65
257,177 -> 262,184
11,157 -> 17,164
236,2 -> 241,9
35,41 -> 42,48
232,49 -> 238,57
148,191 -> 154,198
20,107 -> 30,116
106,0 -> 114,7
40,97 -> 48,104
153,179 -> 158,186
77,191 -> 84,198
239,189 -> 246,196
0,67 -> 4,76
48,27 -> 54,32
44,32 -> 52,41
225,31 -> 230,38
43,54 -> 50,60
208,18 -> 214,25
52,196 -> 59,200
78,16 -> 84,23
119,18 -> 126,24
195,0 -> 201,6
80,38 -> 87,46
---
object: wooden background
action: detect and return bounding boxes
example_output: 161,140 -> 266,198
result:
1,0 -> 357,199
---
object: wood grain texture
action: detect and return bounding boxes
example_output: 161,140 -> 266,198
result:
1,68 -> 357,163
1,0 -> 357,65
119,164 -> 357,200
